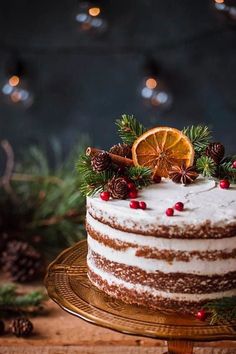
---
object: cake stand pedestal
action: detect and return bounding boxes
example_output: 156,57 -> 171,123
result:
45,240 -> 236,354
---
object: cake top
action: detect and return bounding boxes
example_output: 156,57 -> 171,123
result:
87,177 -> 236,238
78,114 -> 236,237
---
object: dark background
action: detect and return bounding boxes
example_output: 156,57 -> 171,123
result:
0,0 -> 235,158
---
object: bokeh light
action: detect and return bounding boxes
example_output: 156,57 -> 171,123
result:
88,7 -> 100,17
9,75 -> 20,87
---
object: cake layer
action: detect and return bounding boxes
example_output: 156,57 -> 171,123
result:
88,265 -> 236,314
87,178 -> 236,239
89,250 -> 236,293
86,214 -> 236,262
87,235 -> 236,275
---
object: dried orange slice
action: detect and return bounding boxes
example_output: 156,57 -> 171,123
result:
132,127 -> 194,178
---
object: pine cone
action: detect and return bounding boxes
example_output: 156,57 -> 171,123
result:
0,319 -> 5,335
205,142 -> 225,165
107,176 -> 129,199
169,165 -> 199,185
109,143 -> 132,159
91,152 -> 111,172
10,318 -> 33,337
2,240 -> 43,283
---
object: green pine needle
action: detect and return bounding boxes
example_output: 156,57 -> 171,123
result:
116,114 -> 146,145
203,297 -> 236,325
126,166 -> 152,189
76,154 -> 115,197
218,161 -> 236,183
0,283 -> 47,316
196,156 -> 216,177
183,125 -> 212,153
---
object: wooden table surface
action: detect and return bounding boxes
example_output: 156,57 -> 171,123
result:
1,280 -> 236,354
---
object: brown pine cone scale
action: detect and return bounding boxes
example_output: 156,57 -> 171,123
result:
109,143 -> 132,159
91,152 -> 111,172
205,142 -> 225,165
2,240 -> 43,283
10,318 -> 33,337
107,176 -> 129,199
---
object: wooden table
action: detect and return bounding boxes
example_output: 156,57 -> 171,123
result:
1,298 -> 236,354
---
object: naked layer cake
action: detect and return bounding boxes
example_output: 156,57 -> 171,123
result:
86,177 -> 236,313
77,115 -> 236,315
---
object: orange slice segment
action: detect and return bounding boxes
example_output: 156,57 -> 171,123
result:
132,127 -> 194,178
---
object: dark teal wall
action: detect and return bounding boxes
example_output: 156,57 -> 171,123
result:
0,0 -> 235,156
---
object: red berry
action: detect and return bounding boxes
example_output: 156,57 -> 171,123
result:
153,175 -> 162,183
139,201 -> 147,210
127,182 -> 136,191
175,202 -> 184,211
130,200 -> 139,209
232,160 -> 236,169
196,309 -> 207,321
100,191 -> 110,201
219,179 -> 230,189
166,208 -> 174,216
129,190 -> 138,199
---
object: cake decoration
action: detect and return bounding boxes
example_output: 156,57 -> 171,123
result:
219,179 -> 230,189
77,114 -> 236,324
166,207 -> 174,217
169,165 -> 199,185
174,202 -> 184,211
132,126 -> 195,178
77,114 -> 236,199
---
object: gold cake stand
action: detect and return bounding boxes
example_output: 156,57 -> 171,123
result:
45,240 -> 236,354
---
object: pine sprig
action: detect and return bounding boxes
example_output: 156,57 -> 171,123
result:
0,283 -> 47,318
183,125 -> 212,153
196,156 -> 216,177
126,166 -> 152,189
76,154 -> 115,197
203,297 -> 236,325
218,161 -> 236,183
116,114 -> 146,145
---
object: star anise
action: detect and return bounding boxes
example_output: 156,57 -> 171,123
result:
169,165 -> 199,185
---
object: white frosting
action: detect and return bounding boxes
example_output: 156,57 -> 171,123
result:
87,213 -> 236,253
87,236 -> 236,275
87,177 -> 236,233
88,258 -> 236,302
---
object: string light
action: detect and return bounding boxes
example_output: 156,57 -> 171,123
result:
140,59 -> 173,111
88,7 -> 100,17
1,58 -> 33,107
75,2 -> 107,33
212,0 -> 236,22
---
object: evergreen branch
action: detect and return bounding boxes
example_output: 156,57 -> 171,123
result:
116,114 -> 146,145
183,125 -> 212,153
203,297 -> 236,325
76,154 -> 115,196
0,284 -> 47,313
127,166 -> 152,189
196,156 -> 216,177
218,161 -> 236,183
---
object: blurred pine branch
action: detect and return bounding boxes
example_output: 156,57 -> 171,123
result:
0,137 -> 88,260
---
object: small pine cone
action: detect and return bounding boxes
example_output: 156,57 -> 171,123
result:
205,142 -> 225,165
107,176 -> 129,199
0,319 -> 5,335
169,165 -> 199,185
91,152 -> 111,172
109,143 -> 132,159
10,318 -> 33,337
2,240 -> 43,283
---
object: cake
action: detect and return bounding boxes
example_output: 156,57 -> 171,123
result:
77,115 -> 236,315
86,177 -> 236,313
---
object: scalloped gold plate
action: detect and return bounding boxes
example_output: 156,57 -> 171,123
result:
45,240 -> 236,341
